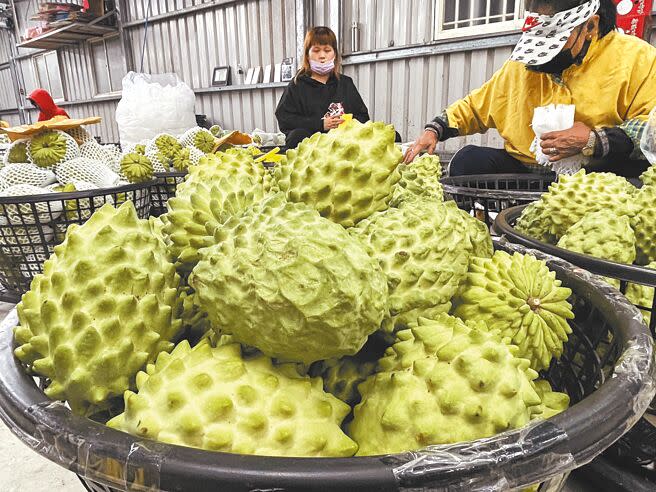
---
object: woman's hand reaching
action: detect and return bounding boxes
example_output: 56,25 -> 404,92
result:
403,130 -> 439,163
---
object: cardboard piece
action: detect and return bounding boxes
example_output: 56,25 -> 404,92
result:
0,115 -> 102,141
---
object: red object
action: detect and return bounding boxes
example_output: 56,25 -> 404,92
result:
523,16 -> 540,31
613,0 -> 653,39
83,0 -> 90,9
28,89 -> 70,122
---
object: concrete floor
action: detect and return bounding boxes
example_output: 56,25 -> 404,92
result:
0,302 -> 594,491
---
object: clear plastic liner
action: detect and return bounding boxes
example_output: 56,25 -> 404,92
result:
641,106 -> 656,165
391,421 -> 573,491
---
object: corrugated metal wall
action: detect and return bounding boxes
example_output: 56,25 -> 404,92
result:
313,0 -> 435,54
1,0 -> 655,149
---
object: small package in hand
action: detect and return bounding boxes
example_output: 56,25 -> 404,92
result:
530,104 -> 589,175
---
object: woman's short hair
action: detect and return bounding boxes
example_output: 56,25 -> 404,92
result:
295,26 -> 342,82
527,0 -> 617,36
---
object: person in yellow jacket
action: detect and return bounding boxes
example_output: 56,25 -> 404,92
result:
405,0 -> 656,179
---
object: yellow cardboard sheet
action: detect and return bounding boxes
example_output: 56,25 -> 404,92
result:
0,116 -> 101,141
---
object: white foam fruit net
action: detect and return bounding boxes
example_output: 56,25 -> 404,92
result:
26,130 -> 80,169
79,141 -> 121,172
145,150 -> 169,172
65,126 -> 94,145
180,127 -> 215,153
55,158 -> 121,189
0,224 -> 54,250
0,164 -> 58,192
0,184 -> 63,225
187,146 -> 205,167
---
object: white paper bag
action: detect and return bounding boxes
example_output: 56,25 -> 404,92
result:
530,104 -> 589,175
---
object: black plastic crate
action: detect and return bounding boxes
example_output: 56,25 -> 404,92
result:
150,172 -> 187,217
495,205 -> 656,488
441,174 -> 554,227
0,182 -> 153,302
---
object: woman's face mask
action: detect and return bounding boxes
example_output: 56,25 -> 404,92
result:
309,44 -> 336,75
310,59 -> 335,75
528,18 -> 597,75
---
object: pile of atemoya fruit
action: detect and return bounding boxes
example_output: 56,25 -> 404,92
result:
0,125 -> 226,194
516,167 -> 656,322
0,126 -> 224,256
14,120 -> 572,458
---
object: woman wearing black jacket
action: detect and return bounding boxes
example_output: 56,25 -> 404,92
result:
275,27 -> 371,149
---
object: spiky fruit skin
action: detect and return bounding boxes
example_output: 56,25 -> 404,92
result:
626,262 -> 656,325
275,120 -> 402,227
27,130 -> 79,168
640,166 -> 656,187
631,186 -> 656,265
201,151 -> 265,182
107,340 -> 358,457
557,210 -> 636,265
531,380 -> 569,420
192,128 -> 216,153
13,202 -> 182,415
7,140 -> 29,164
352,199 -> 493,332
516,200 -> 557,245
350,315 -> 542,456
146,134 -> 183,172
190,193 -> 389,364
176,285 -> 211,341
120,153 -> 153,183
390,154 -> 443,207
454,251 -> 574,372
538,170 -> 635,238
163,163 -> 265,274
308,334 -> 389,406
209,125 -> 222,137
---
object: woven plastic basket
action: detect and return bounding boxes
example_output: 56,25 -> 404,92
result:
495,205 -> 656,489
441,174 -> 554,227
0,182 -> 153,302
150,172 -> 187,217
0,240 -> 653,491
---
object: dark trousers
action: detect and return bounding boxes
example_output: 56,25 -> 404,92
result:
285,129 -> 314,150
284,128 -> 403,150
449,145 -> 650,179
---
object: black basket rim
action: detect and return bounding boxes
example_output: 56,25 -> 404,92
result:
153,171 -> 188,178
0,242 -> 653,491
0,181 -> 157,205
441,174 -> 553,201
495,205 -> 656,287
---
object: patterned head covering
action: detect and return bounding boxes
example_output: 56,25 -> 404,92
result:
511,0 -> 600,65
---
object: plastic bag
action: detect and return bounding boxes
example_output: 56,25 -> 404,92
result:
641,106 -> 656,165
530,104 -> 589,175
115,72 -> 197,149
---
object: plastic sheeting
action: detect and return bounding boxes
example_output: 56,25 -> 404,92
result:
115,73 -> 196,150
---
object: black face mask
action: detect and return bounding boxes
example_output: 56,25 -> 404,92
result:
527,39 -> 592,75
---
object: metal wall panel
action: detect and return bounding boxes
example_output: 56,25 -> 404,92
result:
0,30 -> 12,64
313,0 -> 436,54
344,44 -> 512,149
0,67 -> 17,109
125,0 -> 296,90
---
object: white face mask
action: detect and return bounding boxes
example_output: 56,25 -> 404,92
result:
310,58 -> 335,75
